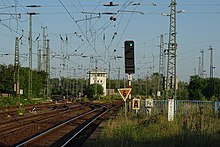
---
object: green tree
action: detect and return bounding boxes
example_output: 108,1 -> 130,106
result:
32,70 -> 46,97
203,77 -> 220,100
188,75 -> 206,100
176,81 -> 189,100
51,78 -> 61,95
0,64 -> 14,94
85,83 -> 103,98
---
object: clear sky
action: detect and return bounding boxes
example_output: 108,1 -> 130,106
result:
0,0 -> 219,82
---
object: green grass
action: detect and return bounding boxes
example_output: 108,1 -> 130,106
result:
0,97 -> 47,106
94,107 -> 220,147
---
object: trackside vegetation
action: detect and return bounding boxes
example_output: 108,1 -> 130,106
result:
1,64 -> 220,101
0,97 -> 47,106
94,108 -> 220,147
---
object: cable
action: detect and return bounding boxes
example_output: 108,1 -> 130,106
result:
59,0 -> 100,56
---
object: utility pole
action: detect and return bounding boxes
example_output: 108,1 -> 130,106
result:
165,0 -> 177,99
208,46 -> 214,98
200,49 -> 204,78
27,5 -> 40,99
95,59 -> 98,97
159,34 -> 165,77
28,12 -> 36,99
145,72 -> 148,97
108,61 -> 111,95
46,39 -> 50,98
74,69 -> 76,97
198,56 -> 201,76
117,67 -> 120,88
159,34 -> 165,99
194,67 -> 197,76
14,37 -> 20,97
208,46 -> 214,79
42,26 -> 47,72
37,36 -> 41,71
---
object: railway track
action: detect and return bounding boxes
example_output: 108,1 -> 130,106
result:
0,104 -> 79,135
16,105 -> 108,146
0,102 -> 67,122
0,101 -> 122,146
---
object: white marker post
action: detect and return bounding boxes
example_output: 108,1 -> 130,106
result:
168,99 -> 174,121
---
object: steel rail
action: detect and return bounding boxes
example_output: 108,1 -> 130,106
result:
61,106 -> 109,147
15,107 -> 102,147
0,105 -> 72,135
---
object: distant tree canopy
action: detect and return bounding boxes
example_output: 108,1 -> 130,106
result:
176,81 -> 189,100
0,64 -> 46,98
1,64 -> 220,100
84,83 -> 104,98
188,75 -> 220,100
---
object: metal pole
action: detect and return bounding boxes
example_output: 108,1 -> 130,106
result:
37,39 -> 41,71
46,39 -> 50,98
200,49 -> 204,78
159,34 -> 164,99
165,0 -> 177,99
128,74 -> 132,94
28,13 -> 33,100
95,59 -> 97,97
118,67 -> 120,88
209,46 -> 213,78
41,26 -> 47,72
208,46 -> 214,98
124,100 -> 127,119
108,61 -> 111,95
128,74 -> 132,112
198,56 -> 201,76
14,37 -> 20,97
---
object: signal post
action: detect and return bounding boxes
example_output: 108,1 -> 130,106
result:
124,41 -> 135,112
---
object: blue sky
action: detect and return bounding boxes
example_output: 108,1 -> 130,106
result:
0,0 -> 219,82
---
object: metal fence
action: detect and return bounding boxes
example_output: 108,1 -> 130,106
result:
139,99 -> 219,115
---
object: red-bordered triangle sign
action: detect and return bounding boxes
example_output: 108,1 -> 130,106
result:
118,88 -> 132,101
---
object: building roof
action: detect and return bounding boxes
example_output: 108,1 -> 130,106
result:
87,70 -> 107,74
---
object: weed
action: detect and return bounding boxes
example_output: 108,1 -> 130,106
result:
95,107 -> 220,147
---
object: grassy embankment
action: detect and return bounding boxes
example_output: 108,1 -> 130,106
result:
94,105 -> 220,147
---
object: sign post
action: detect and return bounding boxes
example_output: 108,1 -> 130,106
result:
132,98 -> 140,115
118,88 -> 132,118
132,98 -> 140,110
145,99 -> 153,115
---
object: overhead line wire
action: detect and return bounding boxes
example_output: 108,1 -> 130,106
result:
59,0 -> 100,57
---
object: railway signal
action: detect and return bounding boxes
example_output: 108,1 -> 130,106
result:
124,40 -> 135,74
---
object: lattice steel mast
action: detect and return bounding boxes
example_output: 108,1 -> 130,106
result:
14,37 -> 20,97
159,34 -> 165,77
158,34 -> 165,99
46,39 -> 51,98
165,0 -> 177,99
28,13 -> 34,99
37,35 -> 41,71
42,26 -> 47,71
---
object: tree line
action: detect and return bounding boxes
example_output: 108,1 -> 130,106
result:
0,64 -> 219,100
